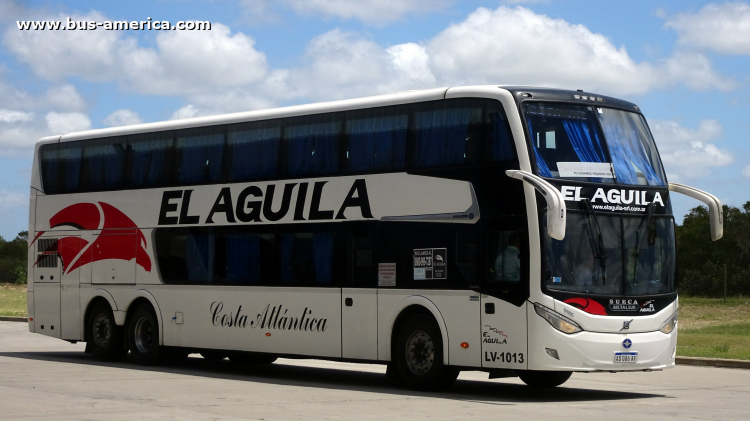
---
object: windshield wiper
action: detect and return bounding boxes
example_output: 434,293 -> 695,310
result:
579,198 -> 607,282
632,202 -> 656,280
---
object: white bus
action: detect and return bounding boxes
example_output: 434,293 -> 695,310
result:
26,86 -> 723,389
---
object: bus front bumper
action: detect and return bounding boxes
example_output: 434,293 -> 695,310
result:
527,306 -> 677,372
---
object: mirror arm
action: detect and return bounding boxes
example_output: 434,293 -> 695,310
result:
668,182 -> 723,241
506,170 -> 566,241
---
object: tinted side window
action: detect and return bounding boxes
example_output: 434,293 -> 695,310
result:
175,126 -> 225,184
227,120 -> 280,182
485,104 -> 516,162
378,222 -> 476,289
155,226 -> 337,286
40,142 -> 82,194
223,232 -> 276,284
280,232 -> 336,286
486,231 -> 524,284
128,131 -> 174,188
81,137 -> 127,191
345,106 -> 407,173
412,100 -> 483,168
347,223 -> 377,287
283,115 -> 341,177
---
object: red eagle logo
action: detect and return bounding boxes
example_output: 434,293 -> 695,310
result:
31,202 -> 151,274
563,298 -> 607,316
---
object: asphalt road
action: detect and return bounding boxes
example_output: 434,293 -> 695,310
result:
1,321 -> 749,420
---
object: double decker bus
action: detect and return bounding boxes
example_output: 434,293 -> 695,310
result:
26,86 -> 723,389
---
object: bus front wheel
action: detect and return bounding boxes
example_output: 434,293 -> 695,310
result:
87,302 -> 127,361
393,314 -> 459,390
517,370 -> 572,388
128,304 -> 165,365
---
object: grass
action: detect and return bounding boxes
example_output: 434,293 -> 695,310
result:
677,297 -> 750,360
2,285 -> 749,359
0,283 -> 27,317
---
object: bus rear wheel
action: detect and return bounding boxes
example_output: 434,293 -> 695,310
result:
394,314 -> 458,390
87,302 -> 127,361
128,304 -> 165,365
517,370 -> 572,388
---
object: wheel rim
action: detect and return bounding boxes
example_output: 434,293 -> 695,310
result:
92,313 -> 111,348
405,330 -> 434,375
133,316 -> 154,354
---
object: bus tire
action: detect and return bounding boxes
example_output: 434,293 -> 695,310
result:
87,302 -> 127,362
394,314 -> 459,390
228,352 -> 277,365
128,304 -> 164,366
517,370 -> 572,388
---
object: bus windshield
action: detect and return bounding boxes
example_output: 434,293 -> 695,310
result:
542,212 -> 676,296
524,102 -> 667,186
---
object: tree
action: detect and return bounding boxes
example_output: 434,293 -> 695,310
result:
675,201 -> 750,296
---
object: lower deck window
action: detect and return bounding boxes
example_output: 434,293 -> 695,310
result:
155,227 -> 336,286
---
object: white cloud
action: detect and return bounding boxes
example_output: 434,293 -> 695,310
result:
0,109 -> 33,123
0,190 -> 27,212
121,23 -> 268,96
650,119 -> 734,179
45,112 -> 91,135
170,104 -> 202,120
3,11 -> 122,81
244,0 -> 453,25
425,6 -> 732,95
42,84 -> 87,112
103,109 -> 142,127
4,12 -> 269,97
664,2 -> 750,55
743,165 -> 750,178
0,111 -> 89,157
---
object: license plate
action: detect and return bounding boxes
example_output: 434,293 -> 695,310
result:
614,352 -> 638,363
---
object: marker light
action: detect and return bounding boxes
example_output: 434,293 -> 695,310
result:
659,311 -> 678,334
460,342 -> 469,349
534,303 -> 583,334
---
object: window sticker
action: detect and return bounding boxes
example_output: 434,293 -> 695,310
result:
378,263 -> 396,287
557,162 -> 614,179
413,248 -> 447,280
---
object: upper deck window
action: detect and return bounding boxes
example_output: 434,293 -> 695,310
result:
81,137 -> 127,191
175,127 -> 225,184
524,102 -> 666,186
283,115 -> 341,177
39,98 -> 519,194
412,100 -> 483,168
345,107 -> 408,173
227,121 -> 280,182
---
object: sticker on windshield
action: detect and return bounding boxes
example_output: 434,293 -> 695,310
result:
557,162 -> 614,179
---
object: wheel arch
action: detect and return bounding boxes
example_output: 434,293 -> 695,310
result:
124,290 -> 164,346
81,289 -> 119,340
387,296 -> 450,365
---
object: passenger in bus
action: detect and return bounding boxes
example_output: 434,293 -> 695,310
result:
495,232 -> 521,282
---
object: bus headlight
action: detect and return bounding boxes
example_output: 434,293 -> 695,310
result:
534,303 -> 583,334
659,311 -> 678,334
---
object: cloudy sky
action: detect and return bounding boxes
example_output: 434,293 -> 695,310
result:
0,0 -> 748,239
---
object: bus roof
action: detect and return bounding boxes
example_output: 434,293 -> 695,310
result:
42,85 -> 640,145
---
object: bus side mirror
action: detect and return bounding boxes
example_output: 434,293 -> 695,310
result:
505,170 -> 566,241
668,182 -> 723,241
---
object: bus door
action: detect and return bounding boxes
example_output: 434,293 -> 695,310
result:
31,236 -> 62,339
341,222 -> 378,360
480,221 -> 529,370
